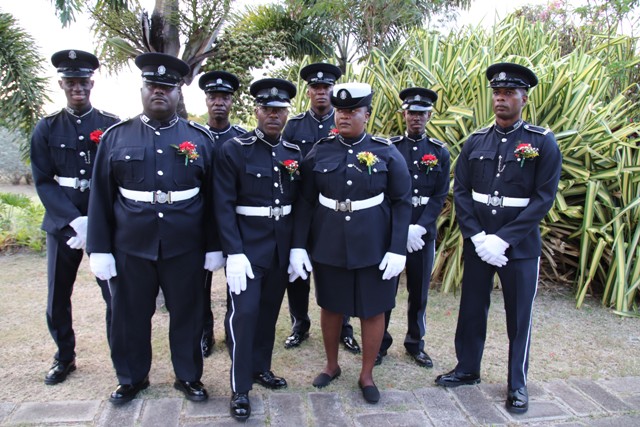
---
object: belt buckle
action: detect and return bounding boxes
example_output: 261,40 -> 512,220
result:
153,191 -> 171,204
269,206 -> 282,221
336,199 -> 352,212
487,195 -> 503,207
411,196 -> 419,207
76,179 -> 90,192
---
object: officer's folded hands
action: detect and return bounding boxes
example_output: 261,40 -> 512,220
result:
476,234 -> 509,267
204,251 -> 225,271
287,248 -> 312,282
89,253 -> 117,280
226,253 -> 254,294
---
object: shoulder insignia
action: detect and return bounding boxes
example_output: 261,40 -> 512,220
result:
523,124 -> 550,135
232,124 -> 248,134
316,135 -> 336,144
289,112 -> 305,121
45,109 -> 63,118
101,117 -> 132,138
428,137 -> 445,147
472,126 -> 491,135
189,120 -> 214,139
282,141 -> 301,151
371,136 -> 391,145
97,109 -> 119,120
234,135 -> 257,145
389,135 -> 403,144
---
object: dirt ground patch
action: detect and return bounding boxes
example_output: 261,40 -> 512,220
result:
0,250 -> 638,403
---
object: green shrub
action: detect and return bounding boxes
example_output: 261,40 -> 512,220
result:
0,192 -> 45,252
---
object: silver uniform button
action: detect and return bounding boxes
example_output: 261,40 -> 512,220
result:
347,180 -> 352,186
158,212 -> 164,218
157,170 -> 163,176
257,173 -> 261,178
155,131 -> 160,135
79,151 -> 85,157
319,124 -> 323,129
413,146 -> 417,151
348,149 -> 353,154
78,135 -> 84,140
76,119 -> 81,124
274,167 -> 278,171
274,182 -> 279,187
491,209 -> 497,215
323,169 -> 328,172
80,169 -> 86,175
414,175 -> 419,179
60,144 -> 66,148
345,216 -> 351,221
494,191 -> 499,195
373,168 -> 377,172
480,156 -> 483,160
272,152 -> 276,157
157,149 -> 163,154
125,155 -> 130,160
414,189 -> 419,193
275,199 -> 280,204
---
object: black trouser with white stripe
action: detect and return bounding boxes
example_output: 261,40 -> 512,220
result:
454,239 -> 539,390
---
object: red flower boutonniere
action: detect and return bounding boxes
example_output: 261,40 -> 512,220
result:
357,151 -> 379,175
420,153 -> 438,174
329,127 -> 339,136
514,143 -> 539,168
280,159 -> 299,180
90,129 -> 104,144
171,141 -> 199,166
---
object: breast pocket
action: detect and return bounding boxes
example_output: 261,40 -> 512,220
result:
468,150 -> 495,182
313,162 -> 340,192
503,151 -> 534,191
245,164 -> 273,195
48,136 -> 77,171
418,162 -> 442,194
112,147 -> 145,185
173,155 -> 204,188
367,160 -> 389,193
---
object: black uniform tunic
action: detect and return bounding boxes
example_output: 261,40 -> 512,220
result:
453,120 -> 562,390
31,107 -> 119,362
214,130 -> 302,393
292,133 -> 412,318
86,114 -> 218,385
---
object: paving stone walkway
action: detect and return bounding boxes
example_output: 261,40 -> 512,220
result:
1,376 -> 638,426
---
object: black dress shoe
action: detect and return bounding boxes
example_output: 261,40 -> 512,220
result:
230,392 -> 251,420
358,381 -> 380,403
341,335 -> 361,354
408,350 -> 433,368
284,331 -> 309,349
506,386 -> 529,414
253,370 -> 287,389
201,333 -> 214,358
374,350 -> 387,366
109,378 -> 150,404
435,369 -> 480,387
174,380 -> 208,402
44,359 -> 76,385
312,367 -> 341,388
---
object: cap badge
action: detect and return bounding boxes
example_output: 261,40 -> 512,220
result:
498,72 -> 507,80
270,87 -> 279,96
414,95 -> 421,101
317,71 -> 323,78
68,50 -> 77,60
216,78 -> 222,84
157,65 -> 166,75
339,89 -> 347,100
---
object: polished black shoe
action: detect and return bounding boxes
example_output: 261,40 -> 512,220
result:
284,331 -> 309,349
230,392 -> 251,420
506,386 -> 529,414
174,380 -> 208,402
435,369 -> 480,387
408,350 -> 433,368
109,378 -> 150,404
374,350 -> 387,366
253,370 -> 287,389
44,359 -> 76,385
341,335 -> 361,354
201,333 -> 214,358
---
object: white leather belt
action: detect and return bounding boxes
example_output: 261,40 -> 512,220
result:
56,176 -> 91,192
119,187 -> 199,204
472,190 -> 529,208
235,205 -> 292,220
319,192 -> 384,212
411,196 -> 430,207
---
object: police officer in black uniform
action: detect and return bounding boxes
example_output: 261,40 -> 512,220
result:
435,63 -> 562,415
282,62 -> 359,353
197,70 -> 246,357
31,49 -> 119,385
289,83 -> 411,404
214,78 -> 301,421
377,87 -> 450,368
87,52 -> 222,404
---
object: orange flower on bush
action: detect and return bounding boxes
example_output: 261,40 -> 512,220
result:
420,153 -> 438,174
171,141 -> 199,166
90,129 -> 104,144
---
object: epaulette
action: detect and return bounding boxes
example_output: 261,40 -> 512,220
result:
101,117 -> 133,138
189,120 -> 214,140
282,141 -> 301,151
389,135 -> 403,144
45,109 -> 63,118
428,137 -> 445,147
523,124 -> 550,135
97,109 -> 119,120
471,126 -> 491,135
233,135 -> 257,145
232,124 -> 248,134
316,135 -> 336,144
288,112 -> 306,121
371,136 -> 391,145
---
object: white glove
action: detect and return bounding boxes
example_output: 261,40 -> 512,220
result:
287,248 -> 312,282
484,253 -> 509,268
476,234 -> 510,263
90,253 -> 117,280
67,216 -> 88,250
378,252 -> 406,280
407,224 -> 427,253
470,231 -> 487,249
204,251 -> 225,271
226,254 -> 254,295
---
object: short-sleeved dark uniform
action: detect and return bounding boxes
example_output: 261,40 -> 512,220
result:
380,133 -> 450,354
292,133 -> 412,317
214,130 -> 302,393
31,107 -> 119,363
453,120 -> 561,390
86,114 -> 218,385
